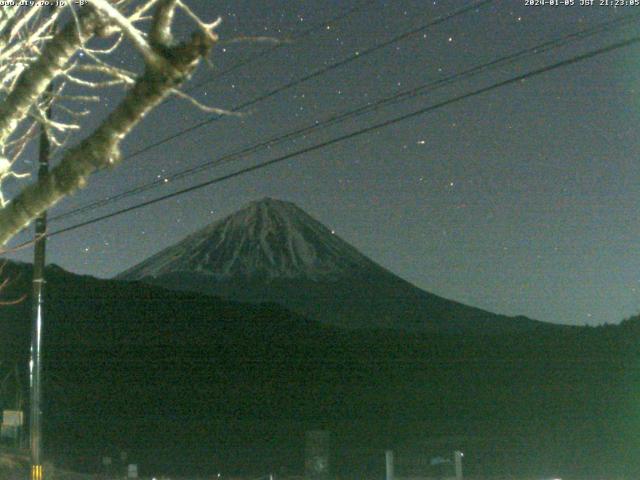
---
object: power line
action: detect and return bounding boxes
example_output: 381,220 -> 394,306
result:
51,0 -> 494,221
50,12 -> 640,222
38,34 -> 640,241
184,1 -> 375,94
104,0 -> 493,162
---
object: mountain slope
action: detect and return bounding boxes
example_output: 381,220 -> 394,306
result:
118,198 -> 557,333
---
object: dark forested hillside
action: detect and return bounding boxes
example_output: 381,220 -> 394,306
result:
0,261 -> 638,478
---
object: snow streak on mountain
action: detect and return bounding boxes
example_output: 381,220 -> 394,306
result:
118,198 -> 379,281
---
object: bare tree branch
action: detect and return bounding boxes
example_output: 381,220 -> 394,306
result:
170,88 -> 240,115
0,260 -> 26,305
88,0 -> 167,69
0,0 -> 231,246
0,1 -> 219,245
0,8 -> 102,151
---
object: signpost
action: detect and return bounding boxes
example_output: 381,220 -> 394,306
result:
127,464 -> 138,478
1,410 -> 23,446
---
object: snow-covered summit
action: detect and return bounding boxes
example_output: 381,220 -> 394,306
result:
118,198 -> 378,281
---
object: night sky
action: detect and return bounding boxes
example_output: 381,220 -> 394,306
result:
4,0 -> 640,326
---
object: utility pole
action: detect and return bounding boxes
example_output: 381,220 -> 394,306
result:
454,450 -> 463,480
385,450 -> 394,480
29,71 -> 53,480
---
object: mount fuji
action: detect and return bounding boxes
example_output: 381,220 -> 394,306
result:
117,198 -> 555,333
